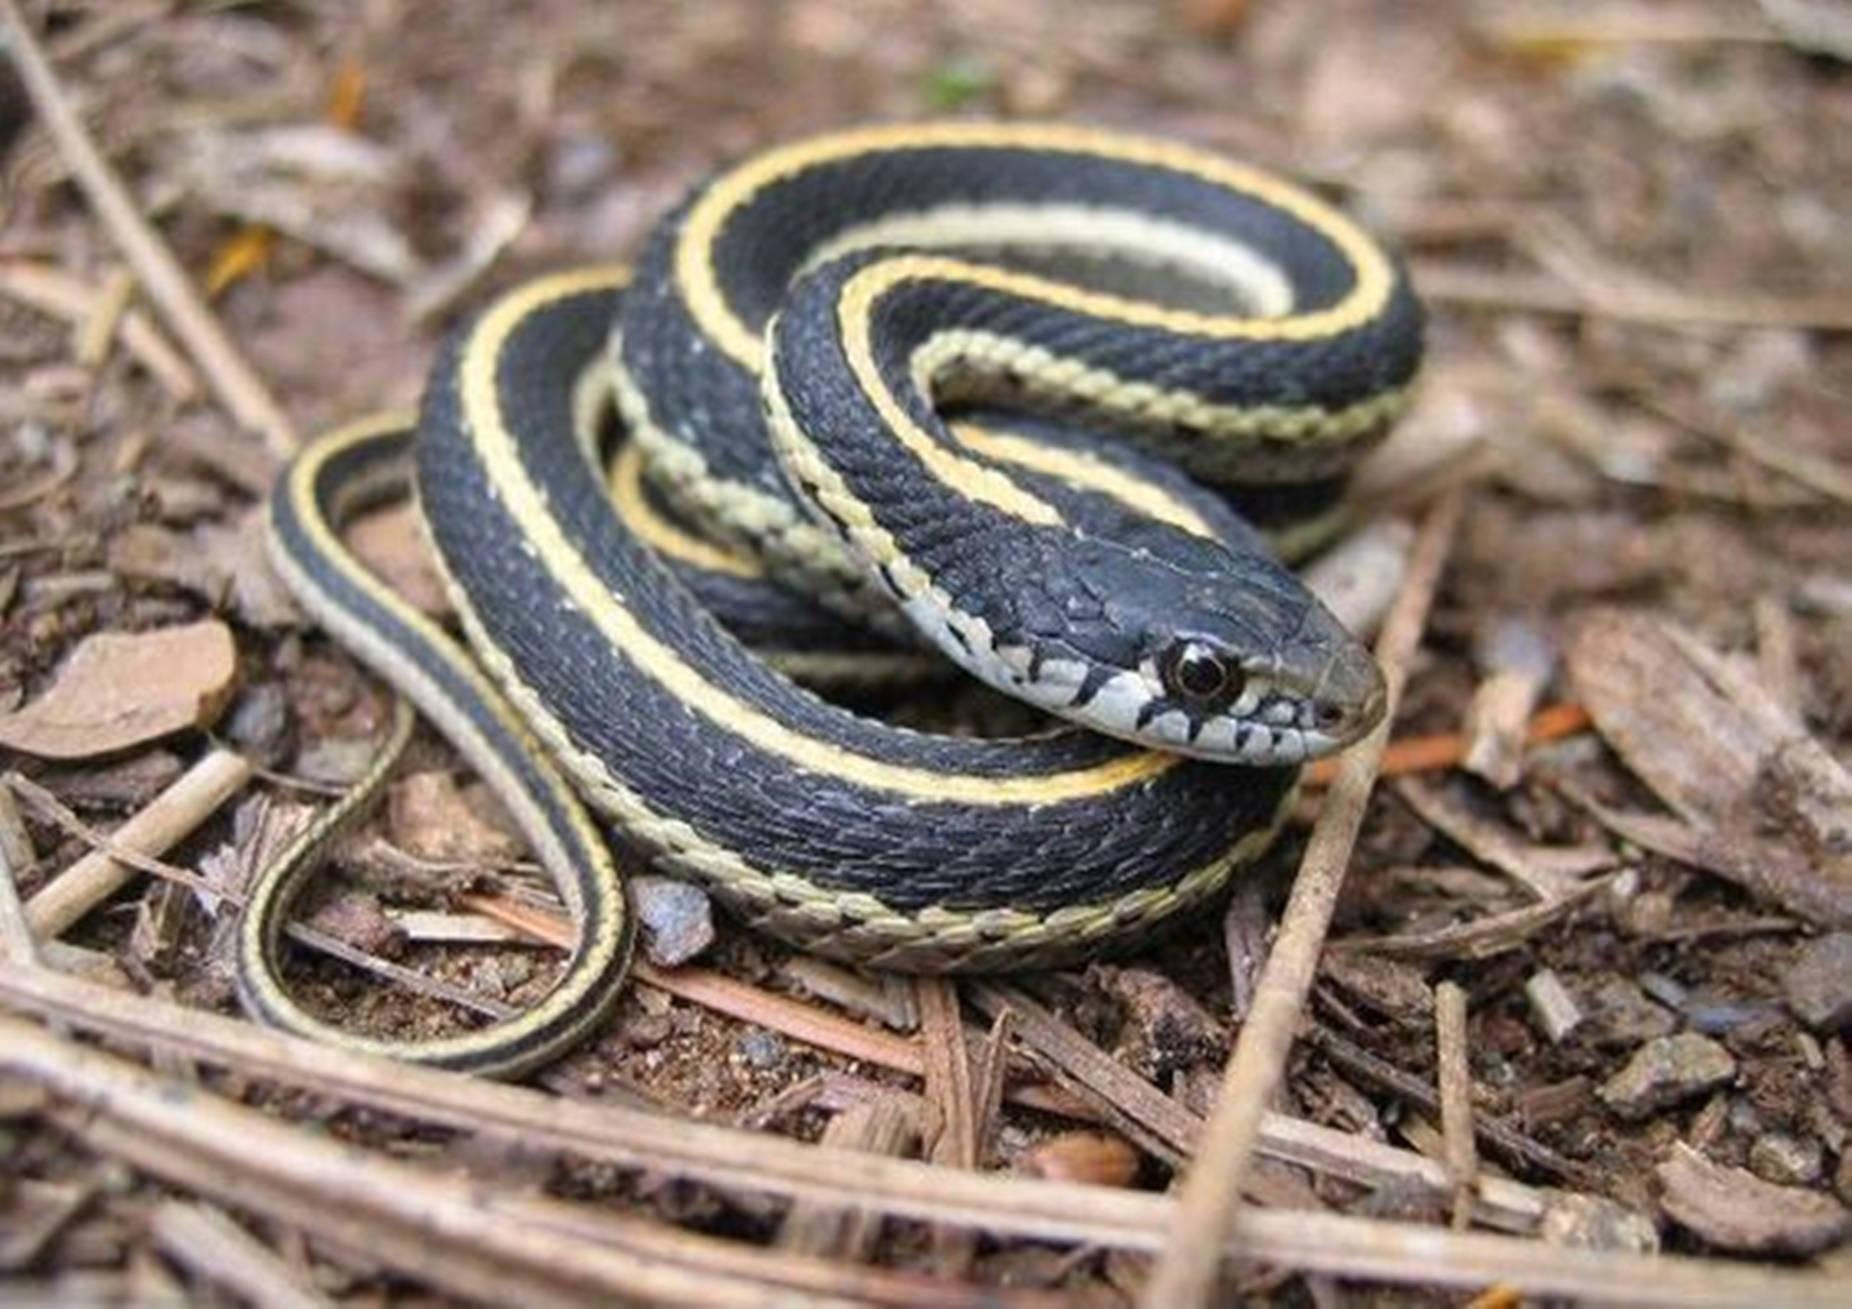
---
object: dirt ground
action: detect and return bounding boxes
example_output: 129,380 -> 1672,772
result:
3,0 -> 1851,1304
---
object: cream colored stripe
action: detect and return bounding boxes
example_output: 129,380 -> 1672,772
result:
948,421 -> 1217,541
461,270 -> 1176,805
676,121 -> 1394,368
607,441 -> 764,578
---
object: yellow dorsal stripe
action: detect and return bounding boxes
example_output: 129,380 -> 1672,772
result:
676,121 -> 1394,369
462,270 -> 1177,805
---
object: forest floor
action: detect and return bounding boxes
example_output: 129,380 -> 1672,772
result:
2,1 -> 1851,1304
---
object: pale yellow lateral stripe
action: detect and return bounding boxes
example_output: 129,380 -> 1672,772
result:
280,419 -> 616,907
676,121 -> 1395,369
608,441 -> 764,579
462,269 -> 1176,805
949,421 -> 1217,541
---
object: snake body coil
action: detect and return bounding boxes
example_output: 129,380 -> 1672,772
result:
247,123 -> 1423,1075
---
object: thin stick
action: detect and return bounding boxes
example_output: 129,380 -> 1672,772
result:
0,262 -> 199,399
916,977 -> 980,1274
28,1032 -> 954,1308
146,1200 -> 332,1309
1143,488 -> 1462,1308
4,970 -> 1847,1306
0,0 -> 298,456
1434,980 -> 1477,1229
0,784 -> 40,966
16,749 -> 253,939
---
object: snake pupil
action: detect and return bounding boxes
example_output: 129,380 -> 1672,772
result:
1163,641 -> 1240,704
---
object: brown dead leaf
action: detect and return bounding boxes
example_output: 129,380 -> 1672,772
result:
1567,608 -> 1852,925
0,621 -> 237,760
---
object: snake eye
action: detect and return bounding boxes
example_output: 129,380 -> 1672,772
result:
1159,640 -> 1244,707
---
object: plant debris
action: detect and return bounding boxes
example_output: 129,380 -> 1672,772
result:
3,0 -> 1852,1304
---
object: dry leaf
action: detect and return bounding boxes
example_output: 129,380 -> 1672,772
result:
1568,608 -> 1852,926
0,621 -> 237,759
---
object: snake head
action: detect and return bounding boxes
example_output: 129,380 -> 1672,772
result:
965,522 -> 1386,765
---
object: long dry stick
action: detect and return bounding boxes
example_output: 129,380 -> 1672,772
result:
26,1031 -> 950,1308
16,749 -> 253,938
0,0 -> 298,456
3,967 -> 1847,1306
1144,488 -> 1463,1307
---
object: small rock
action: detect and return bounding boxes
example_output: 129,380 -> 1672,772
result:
1598,1033 -> 1736,1120
621,1013 -> 673,1050
545,131 -> 619,204
1748,1131 -> 1824,1187
630,875 -> 715,967
736,1028 -> 785,1069
1784,933 -> 1852,1031
1581,974 -> 1677,1048
305,890 -> 403,959
1015,1131 -> 1140,1187
295,734 -> 385,787
1536,1191 -> 1660,1253
1658,1141 -> 1849,1256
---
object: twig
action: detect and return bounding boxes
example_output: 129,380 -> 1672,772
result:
0,262 -> 199,400
1632,391 -> 1852,508
1330,877 -> 1609,961
916,977 -> 979,1274
4,969 -> 1843,1305
1434,981 -> 1476,1230
776,1097 -> 919,1262
1303,1024 -> 1595,1188
1414,255 -> 1852,333
1145,487 -> 1461,1308
1303,702 -> 1590,786
25,1025 -> 964,1308
14,749 -> 253,939
968,981 -> 1549,1230
72,266 -> 136,369
146,1200 -> 331,1309
0,0 -> 298,455
0,785 -> 40,967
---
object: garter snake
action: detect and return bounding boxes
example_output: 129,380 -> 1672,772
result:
244,122 -> 1423,1076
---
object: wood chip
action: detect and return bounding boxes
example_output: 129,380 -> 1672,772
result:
0,620 -> 237,759
1463,614 -> 1556,789
1567,608 -> 1852,926
774,1097 -> 918,1260
1657,1141 -> 1850,1256
1523,968 -> 1584,1043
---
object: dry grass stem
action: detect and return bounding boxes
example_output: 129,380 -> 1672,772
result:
0,0 -> 298,454
1145,487 -> 1463,1308
146,1200 -> 331,1309
0,262 -> 200,399
15,749 -> 253,939
1434,980 -> 1478,1229
6,982 -> 1846,1304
